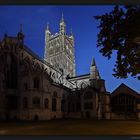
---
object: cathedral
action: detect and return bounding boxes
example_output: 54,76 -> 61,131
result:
0,15 -> 140,121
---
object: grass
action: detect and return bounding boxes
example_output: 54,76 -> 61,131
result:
0,119 -> 140,135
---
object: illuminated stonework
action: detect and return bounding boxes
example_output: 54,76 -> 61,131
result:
0,21 -> 140,121
44,15 -> 75,77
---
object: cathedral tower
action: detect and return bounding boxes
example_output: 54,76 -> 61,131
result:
44,14 -> 75,77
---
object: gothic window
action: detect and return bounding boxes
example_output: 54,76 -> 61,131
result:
32,97 -> 40,108
54,57 -> 56,63
53,91 -> 58,98
52,98 -> 57,111
21,52 -> 24,58
59,47 -> 60,53
84,102 -> 93,110
33,77 -> 40,89
77,102 -> 81,112
84,92 -> 93,100
68,102 -> 71,112
24,83 -> 28,90
61,99 -> 65,112
11,45 -> 13,52
15,46 -> 17,53
44,98 -> 49,109
34,115 -> 39,120
50,59 -> 52,64
0,55 -> 4,65
62,94 -> 65,99
5,45 -> 9,51
68,102 -> 76,112
49,49 -> 53,55
72,104 -> 75,112
23,97 -> 28,109
6,96 -> 18,110
56,47 -> 59,53
5,54 -> 17,89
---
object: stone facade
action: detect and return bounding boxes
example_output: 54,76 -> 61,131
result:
0,16 -> 140,121
0,28 -> 109,120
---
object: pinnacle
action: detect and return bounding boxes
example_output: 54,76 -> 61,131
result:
91,57 -> 96,66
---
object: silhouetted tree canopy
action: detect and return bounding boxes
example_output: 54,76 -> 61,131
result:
94,5 -> 140,79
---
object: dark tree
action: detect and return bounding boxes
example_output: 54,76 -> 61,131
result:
94,6 -> 140,79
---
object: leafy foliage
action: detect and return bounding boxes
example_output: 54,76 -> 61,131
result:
94,5 -> 140,79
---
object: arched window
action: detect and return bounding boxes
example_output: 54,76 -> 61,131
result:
77,102 -> 81,112
33,97 -> 40,108
33,77 -> 40,89
5,54 -> 17,89
84,102 -> 93,109
24,83 -> 28,90
34,115 -> 39,121
53,91 -> 57,98
52,98 -> 57,111
44,98 -> 49,109
23,97 -> 28,109
62,94 -> 65,99
61,99 -> 65,112
84,92 -> 93,99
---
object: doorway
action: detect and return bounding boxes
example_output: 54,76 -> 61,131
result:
34,115 -> 39,121
86,111 -> 90,119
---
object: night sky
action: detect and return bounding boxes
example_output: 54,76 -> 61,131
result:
0,5 -> 139,93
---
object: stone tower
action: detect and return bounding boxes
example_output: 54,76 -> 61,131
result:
44,14 -> 75,77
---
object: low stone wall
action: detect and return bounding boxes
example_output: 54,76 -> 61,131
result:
110,112 -> 136,120
66,112 -> 82,119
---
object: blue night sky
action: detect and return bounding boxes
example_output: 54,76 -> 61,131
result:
0,5 -> 139,93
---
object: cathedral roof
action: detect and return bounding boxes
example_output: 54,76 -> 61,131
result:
23,45 -> 62,74
68,74 -> 90,80
78,85 -> 100,93
1,33 -> 62,75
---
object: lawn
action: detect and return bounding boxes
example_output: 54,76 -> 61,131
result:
0,119 -> 140,135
